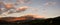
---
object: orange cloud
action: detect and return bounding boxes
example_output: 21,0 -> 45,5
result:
16,6 -> 29,11
17,0 -> 31,4
5,3 -> 14,9
23,13 -> 44,18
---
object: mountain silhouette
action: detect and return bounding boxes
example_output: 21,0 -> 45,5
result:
0,15 -> 60,25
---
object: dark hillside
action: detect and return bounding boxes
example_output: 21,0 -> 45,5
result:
0,16 -> 60,25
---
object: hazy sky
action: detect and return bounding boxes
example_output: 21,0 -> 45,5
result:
0,0 -> 60,18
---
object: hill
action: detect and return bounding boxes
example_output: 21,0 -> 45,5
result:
0,15 -> 60,25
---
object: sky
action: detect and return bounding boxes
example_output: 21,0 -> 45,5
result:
0,0 -> 60,18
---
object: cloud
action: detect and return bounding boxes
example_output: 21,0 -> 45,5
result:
44,2 -> 56,7
0,11 -> 9,17
16,0 -> 32,4
0,3 -> 16,15
0,6 -> 29,17
23,13 -> 44,18
16,6 -> 29,11
5,3 -> 14,9
0,1 -> 6,9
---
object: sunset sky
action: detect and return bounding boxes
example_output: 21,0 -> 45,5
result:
0,0 -> 60,18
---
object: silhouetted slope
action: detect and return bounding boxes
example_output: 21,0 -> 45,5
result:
0,16 -> 60,25
45,16 -> 60,25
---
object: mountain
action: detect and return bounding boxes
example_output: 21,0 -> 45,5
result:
0,15 -> 60,25
0,15 -> 35,22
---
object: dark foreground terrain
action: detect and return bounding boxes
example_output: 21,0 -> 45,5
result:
0,15 -> 60,25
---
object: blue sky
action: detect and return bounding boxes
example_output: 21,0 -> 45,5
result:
0,0 -> 60,18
